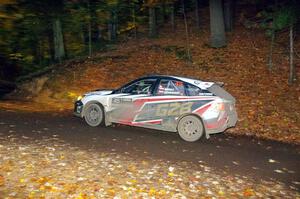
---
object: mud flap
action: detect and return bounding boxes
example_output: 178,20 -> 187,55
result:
205,133 -> 210,139
104,110 -> 112,126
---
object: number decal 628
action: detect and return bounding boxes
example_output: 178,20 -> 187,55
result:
156,102 -> 193,117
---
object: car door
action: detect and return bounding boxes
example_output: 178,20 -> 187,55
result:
109,78 -> 158,124
132,78 -> 190,131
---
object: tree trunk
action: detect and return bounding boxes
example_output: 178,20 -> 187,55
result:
209,0 -> 226,48
88,21 -> 92,56
288,24 -> 295,84
268,30 -> 275,71
97,25 -> 102,40
195,0 -> 200,28
87,0 -> 92,56
90,2 -> 98,42
33,38 -> 40,65
37,39 -> 42,65
170,3 -> 175,31
53,18 -> 65,62
182,0 -> 191,62
113,13 -> 118,40
47,31 -> 55,62
108,22 -> 112,41
132,6 -> 137,39
108,11 -> 117,41
223,0 -> 233,32
160,3 -> 166,25
149,7 -> 157,38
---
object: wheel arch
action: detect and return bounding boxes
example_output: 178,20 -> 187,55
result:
176,113 -> 207,137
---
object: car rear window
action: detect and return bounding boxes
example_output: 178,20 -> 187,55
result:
157,79 -> 185,96
186,84 -> 214,96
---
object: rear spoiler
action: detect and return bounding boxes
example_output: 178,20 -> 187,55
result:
215,82 -> 224,87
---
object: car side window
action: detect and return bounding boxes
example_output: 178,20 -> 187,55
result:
157,79 -> 185,96
122,79 -> 156,94
186,84 -> 213,96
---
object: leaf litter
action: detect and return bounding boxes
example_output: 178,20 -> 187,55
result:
0,134 -> 299,198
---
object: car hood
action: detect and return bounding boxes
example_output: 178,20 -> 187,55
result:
84,90 -> 113,97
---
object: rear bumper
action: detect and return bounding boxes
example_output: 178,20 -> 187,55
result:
227,111 -> 238,127
205,111 -> 237,135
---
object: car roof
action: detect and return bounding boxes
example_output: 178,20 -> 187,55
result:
143,74 -> 214,90
144,74 -> 199,81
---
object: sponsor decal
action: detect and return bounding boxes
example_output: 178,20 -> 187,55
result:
194,80 -> 201,85
112,97 -> 132,104
112,98 -> 121,104
134,100 -> 213,122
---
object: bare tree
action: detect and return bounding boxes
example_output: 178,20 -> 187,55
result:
288,24 -> 295,84
223,0 -> 233,32
53,18 -> 65,62
195,0 -> 201,28
268,29 -> 275,71
87,0 -> 92,56
149,6 -> 157,37
170,2 -> 175,31
209,0 -> 226,48
181,0 -> 191,62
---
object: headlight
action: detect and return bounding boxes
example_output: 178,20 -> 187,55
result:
77,95 -> 83,101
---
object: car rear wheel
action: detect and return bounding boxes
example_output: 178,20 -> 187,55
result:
84,103 -> 104,127
177,115 -> 204,142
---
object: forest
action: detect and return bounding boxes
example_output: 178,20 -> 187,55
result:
0,0 -> 298,83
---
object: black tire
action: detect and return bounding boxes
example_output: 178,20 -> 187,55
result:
84,103 -> 104,127
177,115 -> 204,142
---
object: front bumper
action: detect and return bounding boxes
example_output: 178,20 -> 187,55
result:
74,100 -> 83,117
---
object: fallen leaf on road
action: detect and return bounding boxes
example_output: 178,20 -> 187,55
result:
274,169 -> 284,173
243,188 -> 255,197
268,159 -> 279,163
0,175 -> 4,186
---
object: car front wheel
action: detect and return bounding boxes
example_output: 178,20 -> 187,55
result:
177,115 -> 204,142
84,103 -> 104,127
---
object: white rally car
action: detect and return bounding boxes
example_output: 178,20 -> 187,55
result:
74,75 -> 237,142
